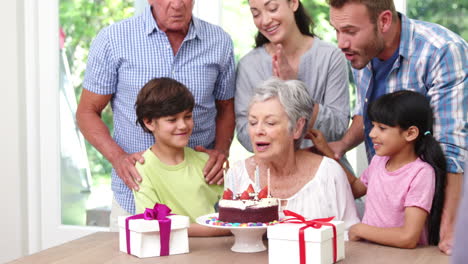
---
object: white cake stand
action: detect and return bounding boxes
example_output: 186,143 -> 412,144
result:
196,213 -> 270,253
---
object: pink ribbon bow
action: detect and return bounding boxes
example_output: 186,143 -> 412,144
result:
125,203 -> 172,256
281,210 -> 337,264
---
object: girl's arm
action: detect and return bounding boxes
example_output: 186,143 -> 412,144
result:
349,207 -> 429,249
188,223 -> 231,237
347,175 -> 367,199
307,129 -> 367,198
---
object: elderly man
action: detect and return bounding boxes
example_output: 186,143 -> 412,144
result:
326,0 -> 467,254
76,0 -> 235,230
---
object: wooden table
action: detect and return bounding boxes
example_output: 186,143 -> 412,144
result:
10,232 -> 449,264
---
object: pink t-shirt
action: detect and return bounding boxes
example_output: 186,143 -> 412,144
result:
361,155 -> 435,245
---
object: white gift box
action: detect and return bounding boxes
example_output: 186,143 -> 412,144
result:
268,220 -> 345,264
118,214 -> 190,258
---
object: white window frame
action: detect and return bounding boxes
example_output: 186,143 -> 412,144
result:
25,0 -> 106,253
395,0 -> 407,14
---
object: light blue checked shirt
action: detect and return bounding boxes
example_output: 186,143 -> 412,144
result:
83,6 -> 235,214
353,13 -> 467,174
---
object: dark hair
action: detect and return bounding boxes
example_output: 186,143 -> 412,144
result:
254,1 -> 315,48
327,0 -> 397,24
135,77 -> 195,133
367,90 -> 446,245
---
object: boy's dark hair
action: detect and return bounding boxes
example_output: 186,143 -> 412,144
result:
254,1 -> 315,48
367,90 -> 447,246
135,77 -> 195,133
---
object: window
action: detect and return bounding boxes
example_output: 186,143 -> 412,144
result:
407,0 -> 467,39
59,0 -> 134,227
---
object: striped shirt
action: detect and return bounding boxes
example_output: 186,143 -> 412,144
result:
83,6 -> 235,213
353,13 -> 467,174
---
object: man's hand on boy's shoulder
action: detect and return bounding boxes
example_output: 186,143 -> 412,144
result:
112,151 -> 145,191
195,146 -> 227,185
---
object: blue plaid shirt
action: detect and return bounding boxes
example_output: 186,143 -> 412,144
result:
83,6 -> 235,213
353,13 -> 467,174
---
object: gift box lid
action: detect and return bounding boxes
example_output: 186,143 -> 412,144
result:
118,215 -> 190,233
268,220 -> 344,242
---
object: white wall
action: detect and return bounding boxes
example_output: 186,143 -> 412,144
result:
0,0 -> 28,262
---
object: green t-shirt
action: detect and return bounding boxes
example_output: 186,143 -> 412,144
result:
134,147 -> 223,222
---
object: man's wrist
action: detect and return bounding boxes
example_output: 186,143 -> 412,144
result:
108,149 -> 127,165
214,142 -> 231,158
216,147 -> 229,159
342,140 -> 352,153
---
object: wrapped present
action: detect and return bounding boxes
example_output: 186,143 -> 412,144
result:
118,203 -> 190,258
268,210 -> 345,264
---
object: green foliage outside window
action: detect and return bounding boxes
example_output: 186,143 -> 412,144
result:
60,0 -> 134,185
407,0 -> 467,40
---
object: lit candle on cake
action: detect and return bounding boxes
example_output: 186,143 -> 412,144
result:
267,168 -> 271,197
222,165 -> 226,190
255,165 -> 260,191
224,161 -> 231,192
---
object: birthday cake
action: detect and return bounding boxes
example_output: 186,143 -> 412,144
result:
218,184 -> 279,223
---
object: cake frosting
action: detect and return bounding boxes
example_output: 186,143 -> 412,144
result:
218,185 -> 279,223
219,197 -> 278,210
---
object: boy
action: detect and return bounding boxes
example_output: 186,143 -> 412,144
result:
134,77 -> 229,236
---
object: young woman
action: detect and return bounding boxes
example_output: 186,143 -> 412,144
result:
235,0 -> 350,153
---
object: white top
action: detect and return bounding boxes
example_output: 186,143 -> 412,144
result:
225,157 -> 360,230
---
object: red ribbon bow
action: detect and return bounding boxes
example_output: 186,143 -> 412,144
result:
125,203 -> 172,256
281,210 -> 337,264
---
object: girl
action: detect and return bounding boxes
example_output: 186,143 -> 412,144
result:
311,90 -> 446,248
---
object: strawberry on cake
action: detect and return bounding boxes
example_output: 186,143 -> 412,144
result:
218,184 -> 279,223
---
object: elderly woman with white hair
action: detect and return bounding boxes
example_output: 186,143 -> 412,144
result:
226,78 -> 359,228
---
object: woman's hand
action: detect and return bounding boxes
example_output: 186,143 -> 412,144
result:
272,44 -> 297,80
306,129 -> 336,159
